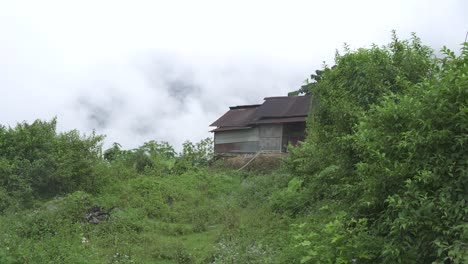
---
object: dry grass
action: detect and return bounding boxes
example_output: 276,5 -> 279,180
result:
212,153 -> 287,173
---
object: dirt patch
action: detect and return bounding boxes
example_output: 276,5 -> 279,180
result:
212,153 -> 287,173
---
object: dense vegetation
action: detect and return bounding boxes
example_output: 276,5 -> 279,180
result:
0,34 -> 466,263
287,34 -> 467,263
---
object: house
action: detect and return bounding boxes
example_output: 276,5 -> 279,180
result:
209,95 -> 311,155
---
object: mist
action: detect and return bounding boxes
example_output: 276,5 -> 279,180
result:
1,0 -> 466,151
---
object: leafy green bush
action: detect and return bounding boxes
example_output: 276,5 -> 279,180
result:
174,138 -> 214,173
269,177 -> 309,216
287,35 -> 467,263
0,33 -> 465,264
288,33 -> 435,203
0,118 -> 105,209
353,43 -> 468,263
293,212 -> 383,264
104,140 -> 176,175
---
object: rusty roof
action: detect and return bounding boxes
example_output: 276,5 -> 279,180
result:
209,126 -> 252,132
250,95 -> 311,123
253,116 -> 307,124
210,95 -> 311,130
210,105 -> 259,127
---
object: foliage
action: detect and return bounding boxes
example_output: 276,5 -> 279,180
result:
174,138 -> 214,173
181,138 -> 214,165
269,177 -> 309,216
211,236 -> 275,264
288,33 -> 434,194
0,139 -> 297,263
0,118 -> 105,210
0,33 -> 466,264
104,140 -> 176,175
287,35 -> 467,263
353,43 -> 468,263
293,212 -> 383,264
0,163 -> 238,263
103,138 -> 214,177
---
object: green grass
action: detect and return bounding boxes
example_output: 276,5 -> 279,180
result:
0,168 -> 294,263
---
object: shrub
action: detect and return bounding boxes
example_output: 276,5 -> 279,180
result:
354,43 -> 468,263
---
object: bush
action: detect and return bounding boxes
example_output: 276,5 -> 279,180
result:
354,44 -> 468,263
0,119 -> 105,209
269,177 -> 309,216
293,212 -> 383,264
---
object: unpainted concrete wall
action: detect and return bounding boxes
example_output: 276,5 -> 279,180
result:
214,128 -> 259,144
259,124 -> 282,151
214,128 -> 259,153
214,123 -> 305,154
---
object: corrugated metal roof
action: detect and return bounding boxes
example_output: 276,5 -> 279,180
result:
210,106 -> 259,127
210,95 -> 311,130
230,104 -> 261,110
252,116 -> 307,124
251,95 -> 311,120
210,126 -> 252,132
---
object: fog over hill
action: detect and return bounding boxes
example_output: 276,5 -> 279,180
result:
1,0 -> 466,150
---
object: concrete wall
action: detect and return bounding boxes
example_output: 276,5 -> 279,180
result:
214,128 -> 259,153
214,123 -> 304,154
214,128 -> 259,144
259,124 -> 283,152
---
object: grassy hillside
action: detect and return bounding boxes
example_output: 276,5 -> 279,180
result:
0,122 -> 299,263
0,153 -> 300,263
0,36 -> 466,263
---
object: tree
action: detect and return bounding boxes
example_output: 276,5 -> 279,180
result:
290,34 -> 467,263
353,43 -> 468,263
288,33 -> 434,203
0,118 -> 105,210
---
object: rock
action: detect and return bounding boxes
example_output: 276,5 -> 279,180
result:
85,205 -> 114,224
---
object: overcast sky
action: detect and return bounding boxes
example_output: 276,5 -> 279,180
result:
0,0 -> 466,151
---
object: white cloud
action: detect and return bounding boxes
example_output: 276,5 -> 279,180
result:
0,0 -> 466,150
